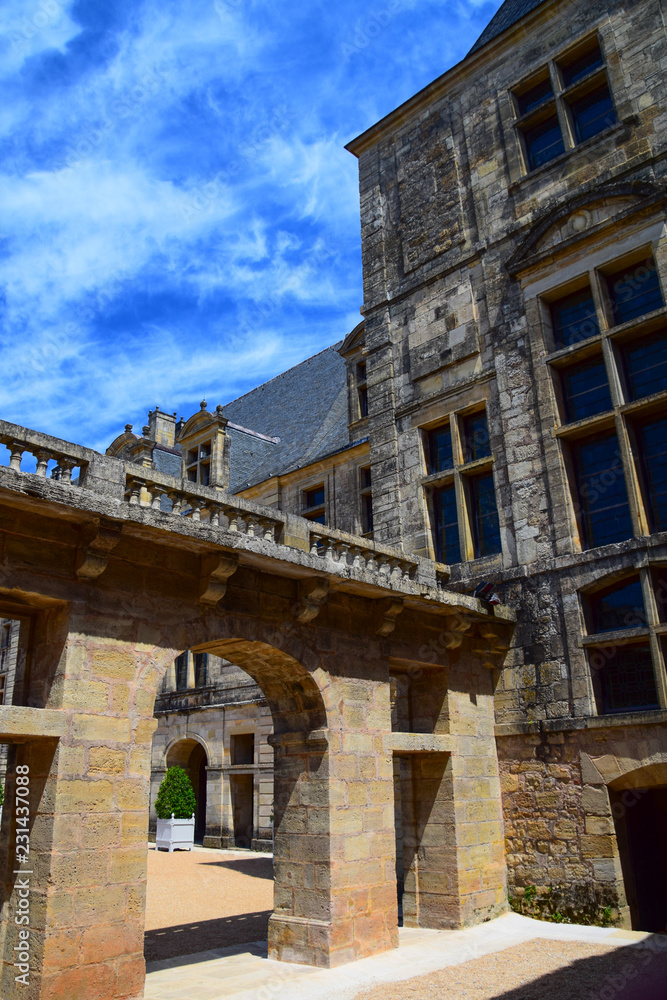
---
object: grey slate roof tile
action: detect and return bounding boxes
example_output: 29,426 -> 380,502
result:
221,344 -> 349,492
468,0 -> 549,55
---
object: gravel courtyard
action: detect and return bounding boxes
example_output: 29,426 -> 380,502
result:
144,846 -> 667,1000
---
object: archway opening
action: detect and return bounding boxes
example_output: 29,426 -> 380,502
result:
610,764 -> 667,932
165,737 -> 209,843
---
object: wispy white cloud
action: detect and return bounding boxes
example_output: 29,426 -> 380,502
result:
0,0 -> 503,450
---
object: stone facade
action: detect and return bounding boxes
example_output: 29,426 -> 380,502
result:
344,0 -> 667,932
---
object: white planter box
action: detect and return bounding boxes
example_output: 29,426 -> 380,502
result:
155,813 -> 195,852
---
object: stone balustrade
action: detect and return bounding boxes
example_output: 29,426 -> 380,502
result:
0,418 -> 468,602
309,526 -> 418,582
0,421 -> 89,483
124,471 -> 284,542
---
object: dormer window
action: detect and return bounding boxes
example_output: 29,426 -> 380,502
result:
303,485 -> 326,524
356,362 -> 368,419
186,440 -> 212,485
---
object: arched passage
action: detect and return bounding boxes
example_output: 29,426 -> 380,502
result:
165,738 -> 209,842
609,762 -> 667,932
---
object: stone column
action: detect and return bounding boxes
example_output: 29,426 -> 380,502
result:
268,672 -> 398,968
202,766 -> 224,849
220,770 -> 234,848
0,612 -> 164,1000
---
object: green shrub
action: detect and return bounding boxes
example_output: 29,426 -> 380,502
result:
155,766 -> 196,820
0,783 -> 4,808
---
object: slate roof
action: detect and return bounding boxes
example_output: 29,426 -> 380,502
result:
468,0 -> 549,55
221,344 -> 350,492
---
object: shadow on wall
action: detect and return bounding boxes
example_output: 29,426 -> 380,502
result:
144,910 -> 271,963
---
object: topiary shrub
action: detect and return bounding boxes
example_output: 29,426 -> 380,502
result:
155,766 -> 196,820
0,782 -> 4,808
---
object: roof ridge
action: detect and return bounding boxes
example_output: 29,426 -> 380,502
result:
467,0 -> 551,55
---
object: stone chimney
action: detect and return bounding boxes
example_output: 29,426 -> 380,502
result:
148,407 -> 177,448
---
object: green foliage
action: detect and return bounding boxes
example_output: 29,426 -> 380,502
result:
508,882 -> 619,927
155,766 -> 196,820
0,782 -> 4,808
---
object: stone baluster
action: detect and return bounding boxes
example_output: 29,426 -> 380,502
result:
258,518 -> 275,541
56,458 -> 77,483
187,498 -> 203,521
324,536 -> 337,561
246,517 -> 257,537
150,485 -> 167,511
127,479 -> 144,506
350,546 -> 367,571
310,532 -> 324,557
336,542 -> 352,567
7,442 -> 24,472
34,449 -> 52,477
207,505 -> 222,527
167,491 -> 186,515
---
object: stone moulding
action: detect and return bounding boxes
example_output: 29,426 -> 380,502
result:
0,705 -> 67,743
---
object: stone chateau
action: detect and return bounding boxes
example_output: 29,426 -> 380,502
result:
0,0 -> 666,997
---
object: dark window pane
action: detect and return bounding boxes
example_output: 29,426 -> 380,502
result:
469,473 -> 501,558
607,258 -> 664,326
572,432 -> 633,549
360,467 -> 372,490
561,44 -> 604,88
523,115 -> 565,170
362,493 -> 374,534
433,484 -> 460,564
358,385 -> 369,417
569,84 -> 616,143
588,577 -> 645,633
428,425 -> 454,472
516,78 -> 554,116
306,512 -> 326,525
561,358 -> 612,422
194,652 -> 207,688
230,733 -> 254,765
199,464 -> 210,486
464,413 -> 492,462
639,417 -> 667,532
305,486 -> 325,509
175,653 -> 188,691
551,288 -> 600,348
592,644 -> 658,714
623,332 -> 667,400
652,569 -> 667,623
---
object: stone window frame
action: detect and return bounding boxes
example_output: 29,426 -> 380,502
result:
302,482 -> 326,524
419,403 -> 502,565
579,567 -> 667,714
537,236 -> 667,553
184,437 -> 212,486
499,28 -> 628,187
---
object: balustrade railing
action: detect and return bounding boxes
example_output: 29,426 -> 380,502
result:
124,472 -> 284,543
0,426 -> 87,484
309,527 -> 418,582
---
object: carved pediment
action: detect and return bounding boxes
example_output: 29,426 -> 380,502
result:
106,426 -> 139,459
338,321 -> 365,358
506,181 -> 666,277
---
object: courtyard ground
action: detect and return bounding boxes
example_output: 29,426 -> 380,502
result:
145,846 -> 667,1000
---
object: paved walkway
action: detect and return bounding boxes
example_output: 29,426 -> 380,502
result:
145,907 -> 660,1000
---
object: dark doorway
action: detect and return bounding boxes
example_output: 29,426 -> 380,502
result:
230,773 -> 254,848
189,743 -> 208,843
614,786 -> 667,932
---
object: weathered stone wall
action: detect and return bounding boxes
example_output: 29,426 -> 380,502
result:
349,0 -> 667,927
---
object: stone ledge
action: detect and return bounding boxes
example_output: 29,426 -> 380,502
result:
0,705 -> 67,742
496,709 -> 667,738
384,733 -> 455,754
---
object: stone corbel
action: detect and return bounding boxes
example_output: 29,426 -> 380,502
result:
442,615 -> 473,649
76,519 -> 122,580
472,621 -> 511,670
199,552 -> 239,605
295,577 -> 329,623
375,597 -> 405,637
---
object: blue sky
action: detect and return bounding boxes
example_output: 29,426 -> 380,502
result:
0,0 -> 502,451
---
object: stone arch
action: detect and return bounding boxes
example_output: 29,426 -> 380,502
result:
607,760 -> 667,932
164,732 -> 211,768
